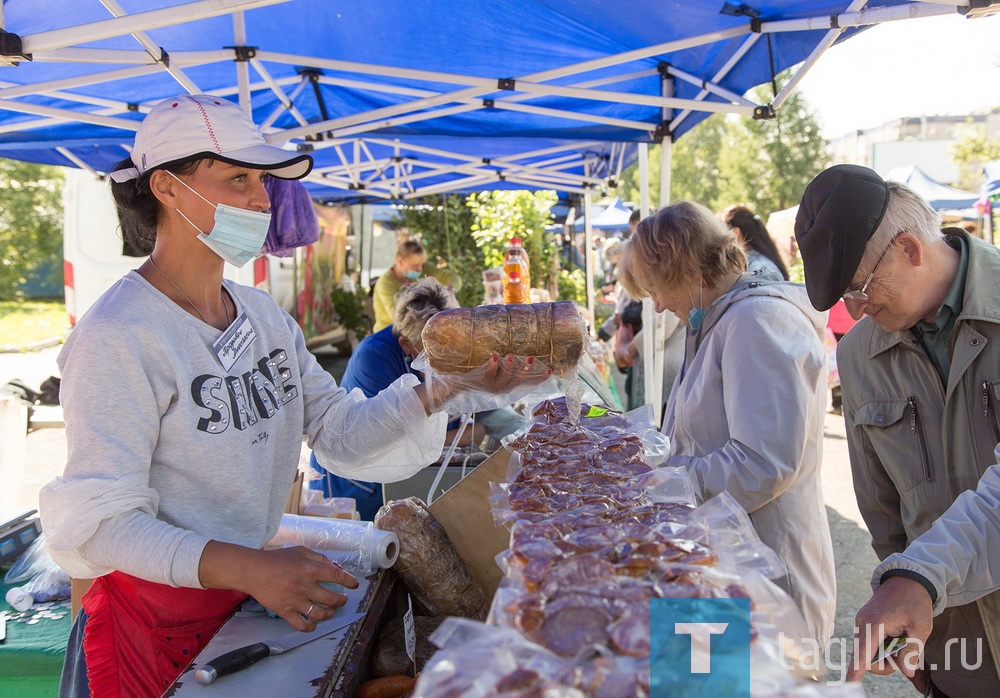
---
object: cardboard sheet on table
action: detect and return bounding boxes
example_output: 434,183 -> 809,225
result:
170,572 -> 378,697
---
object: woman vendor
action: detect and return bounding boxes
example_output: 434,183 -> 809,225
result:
39,94 -> 537,698
617,201 -> 837,647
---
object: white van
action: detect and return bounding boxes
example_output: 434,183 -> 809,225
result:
62,169 -> 297,326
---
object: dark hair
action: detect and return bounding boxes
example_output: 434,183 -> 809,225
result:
109,157 -> 203,256
628,209 -> 641,225
722,205 -> 789,280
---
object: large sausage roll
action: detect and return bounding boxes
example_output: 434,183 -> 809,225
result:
420,301 -> 586,378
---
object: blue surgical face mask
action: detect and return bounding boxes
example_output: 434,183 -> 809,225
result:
687,285 -> 706,332
168,171 -> 272,268
403,269 -> 422,281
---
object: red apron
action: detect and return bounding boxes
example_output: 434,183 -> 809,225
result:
82,571 -> 247,698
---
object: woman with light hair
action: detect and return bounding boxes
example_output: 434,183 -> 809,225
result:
393,276 -> 458,355
617,200 -> 836,647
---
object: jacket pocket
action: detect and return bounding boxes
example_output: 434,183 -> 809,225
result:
853,397 -> 932,490
982,380 -> 1000,445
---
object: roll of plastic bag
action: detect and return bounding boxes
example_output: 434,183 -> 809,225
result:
269,514 -> 399,578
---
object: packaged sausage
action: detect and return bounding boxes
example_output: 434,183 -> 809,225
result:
374,497 -> 490,620
420,301 -> 587,378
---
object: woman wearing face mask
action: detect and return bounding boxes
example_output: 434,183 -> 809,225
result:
38,95 -> 542,698
372,239 -> 428,332
618,201 -> 836,649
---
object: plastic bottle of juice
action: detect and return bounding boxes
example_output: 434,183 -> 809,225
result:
502,237 -> 531,298
503,269 -> 527,304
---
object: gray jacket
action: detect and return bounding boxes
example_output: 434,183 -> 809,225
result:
874,443 -> 1000,613
838,231 -> 1000,692
663,274 -> 836,646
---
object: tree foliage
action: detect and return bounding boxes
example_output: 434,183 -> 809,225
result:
0,159 -> 64,300
467,189 -> 559,297
617,74 -> 828,219
396,190 -> 561,307
951,123 -> 1000,192
393,194 -> 483,308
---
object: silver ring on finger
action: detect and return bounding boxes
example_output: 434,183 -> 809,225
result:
302,602 -> 315,620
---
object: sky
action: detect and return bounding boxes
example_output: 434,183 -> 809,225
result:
795,10 -> 1000,139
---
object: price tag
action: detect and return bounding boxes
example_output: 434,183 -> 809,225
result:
403,594 -> 416,667
585,405 -> 610,418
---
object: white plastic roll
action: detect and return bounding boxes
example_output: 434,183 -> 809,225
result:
269,514 -> 399,577
6,586 -> 33,612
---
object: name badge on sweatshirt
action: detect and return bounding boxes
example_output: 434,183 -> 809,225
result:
214,312 -> 255,371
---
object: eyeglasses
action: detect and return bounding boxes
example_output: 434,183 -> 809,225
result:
841,234 -> 899,305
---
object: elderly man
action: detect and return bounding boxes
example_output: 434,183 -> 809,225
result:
795,164 -> 1000,696
844,449 -> 1000,686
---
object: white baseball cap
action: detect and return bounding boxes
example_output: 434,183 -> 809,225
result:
110,94 -> 312,183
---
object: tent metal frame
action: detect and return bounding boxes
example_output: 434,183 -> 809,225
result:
0,0 -> 991,419
0,0 -> 969,203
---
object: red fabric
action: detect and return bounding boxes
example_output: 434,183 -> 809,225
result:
82,572 -> 247,698
827,299 -> 858,337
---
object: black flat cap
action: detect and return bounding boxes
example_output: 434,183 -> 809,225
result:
794,164 -> 890,311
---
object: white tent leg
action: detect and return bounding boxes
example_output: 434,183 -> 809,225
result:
583,190 -> 595,336
644,69 -> 674,427
636,144 -> 659,418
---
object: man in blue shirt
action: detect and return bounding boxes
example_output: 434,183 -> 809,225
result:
309,278 -> 525,519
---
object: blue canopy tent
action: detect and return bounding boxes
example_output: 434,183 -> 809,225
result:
984,160 -> 1000,199
548,197 -> 634,231
0,0 -> 975,202
1,0 -> 993,417
884,164 -> 980,210
577,197 -> 635,232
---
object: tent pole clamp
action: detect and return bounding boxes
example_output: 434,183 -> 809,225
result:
753,104 -> 776,120
497,78 -> 516,91
298,69 -> 331,124
225,46 -> 258,62
653,121 -> 672,142
0,30 -> 31,65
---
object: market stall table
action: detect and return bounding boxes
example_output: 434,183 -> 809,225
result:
170,568 -> 405,698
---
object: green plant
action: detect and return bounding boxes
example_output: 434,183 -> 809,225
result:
557,267 -> 587,304
393,195 -> 485,308
330,286 -> 370,337
0,159 -> 64,300
467,190 -> 559,297
594,296 -> 616,330
394,190 -> 560,307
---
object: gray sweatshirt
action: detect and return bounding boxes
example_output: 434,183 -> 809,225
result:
40,272 -> 446,588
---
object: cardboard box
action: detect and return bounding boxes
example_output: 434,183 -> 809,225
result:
428,447 -> 512,598
70,577 -> 93,620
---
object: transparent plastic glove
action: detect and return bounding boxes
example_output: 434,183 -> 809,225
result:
414,352 -> 555,415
